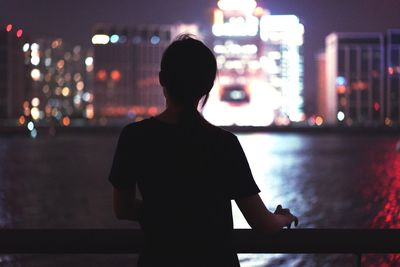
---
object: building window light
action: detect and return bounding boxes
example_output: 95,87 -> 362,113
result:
92,34 -> 110,45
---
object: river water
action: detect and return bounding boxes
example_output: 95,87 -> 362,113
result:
0,129 -> 399,266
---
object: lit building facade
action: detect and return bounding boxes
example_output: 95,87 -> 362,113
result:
0,24 -> 30,121
315,50 -> 327,122
386,29 -> 400,126
325,32 -> 385,126
21,37 -> 94,127
92,24 -> 198,119
203,0 -> 304,126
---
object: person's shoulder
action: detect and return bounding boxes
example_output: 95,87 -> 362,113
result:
120,118 -> 154,135
201,119 -> 237,140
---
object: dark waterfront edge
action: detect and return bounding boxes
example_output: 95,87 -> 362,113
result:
1,125 -> 400,136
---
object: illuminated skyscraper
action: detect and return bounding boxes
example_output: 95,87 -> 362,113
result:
92,24 -> 198,119
0,24 -> 30,121
325,32 -> 385,126
203,0 -> 304,126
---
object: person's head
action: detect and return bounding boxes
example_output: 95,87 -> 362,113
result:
159,34 -> 217,109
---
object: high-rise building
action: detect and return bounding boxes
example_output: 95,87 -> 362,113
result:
325,32 -> 386,126
315,50 -> 327,121
202,0 -> 304,126
0,24 -> 31,121
21,37 -> 94,126
386,29 -> 400,126
91,24 -> 198,119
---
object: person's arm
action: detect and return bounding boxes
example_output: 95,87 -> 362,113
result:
235,194 -> 298,234
113,187 -> 143,221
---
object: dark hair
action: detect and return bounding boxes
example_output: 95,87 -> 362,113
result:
159,34 -> 217,108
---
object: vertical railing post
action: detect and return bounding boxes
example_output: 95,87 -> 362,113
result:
354,253 -> 362,267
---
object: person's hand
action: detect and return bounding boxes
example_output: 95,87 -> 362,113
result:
274,204 -> 299,229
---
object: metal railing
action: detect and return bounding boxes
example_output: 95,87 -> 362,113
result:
0,229 -> 399,266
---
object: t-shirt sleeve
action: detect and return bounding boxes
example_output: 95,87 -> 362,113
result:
108,126 -> 136,189
224,134 -> 260,199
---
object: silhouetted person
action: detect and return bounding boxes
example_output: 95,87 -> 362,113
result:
109,35 -> 298,267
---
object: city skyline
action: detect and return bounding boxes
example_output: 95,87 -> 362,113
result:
2,0 -> 400,114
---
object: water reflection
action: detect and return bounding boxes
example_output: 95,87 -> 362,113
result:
361,140 -> 400,266
0,132 -> 399,266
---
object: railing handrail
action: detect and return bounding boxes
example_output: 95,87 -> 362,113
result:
0,229 -> 399,254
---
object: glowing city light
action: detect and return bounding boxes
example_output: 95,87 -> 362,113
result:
62,116 -> 71,126
374,102 -> 380,111
91,34 -> 110,45
31,97 -> 40,107
76,81 -> 84,91
18,116 -> 26,125
85,104 -> 94,119
62,87 -> 70,96
110,70 -> 121,81
6,24 -> 12,32
30,129 -> 38,139
110,34 -> 119,43
97,70 -> 107,81
336,76 -> 346,86
212,15 -> 259,36
85,57 -> 93,66
30,69 -> 41,81
16,29 -> 23,38
315,116 -> 324,126
217,0 -> 257,12
31,56 -> 40,66
337,111 -> 345,121
82,92 -> 92,102
150,35 -> 160,45
31,43 -> 39,50
27,121 -> 34,131
31,107 -> 40,120
22,43 -> 30,52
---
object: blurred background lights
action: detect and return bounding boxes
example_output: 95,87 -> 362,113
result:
96,70 -> 107,81
336,76 -> 346,86
150,35 -> 160,45
62,87 -> 70,96
91,34 -> 110,44
22,43 -> 30,52
6,24 -> 12,32
31,43 -> 39,50
217,0 -> 257,11
30,56 -> 40,66
119,35 -> 127,43
30,107 -> 40,120
30,69 -> 41,81
31,97 -> 40,107
18,116 -> 25,125
27,121 -> 34,131
82,92 -> 92,102
337,111 -> 345,121
30,128 -> 37,138
16,29 -> 23,38
85,57 -> 93,66
62,116 -> 71,126
76,81 -> 84,90
110,70 -> 121,81
110,34 -> 119,43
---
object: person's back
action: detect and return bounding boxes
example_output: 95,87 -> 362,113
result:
109,35 -> 298,267
111,114 -> 260,266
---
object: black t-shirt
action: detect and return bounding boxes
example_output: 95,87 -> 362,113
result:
109,117 -> 260,267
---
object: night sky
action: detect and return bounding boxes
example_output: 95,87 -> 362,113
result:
2,0 -> 400,113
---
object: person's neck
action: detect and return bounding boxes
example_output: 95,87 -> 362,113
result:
155,104 -> 198,124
